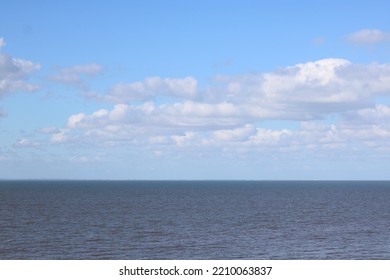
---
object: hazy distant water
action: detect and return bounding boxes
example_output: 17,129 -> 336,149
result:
0,180 -> 389,259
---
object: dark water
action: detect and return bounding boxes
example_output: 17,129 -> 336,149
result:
0,180 -> 389,259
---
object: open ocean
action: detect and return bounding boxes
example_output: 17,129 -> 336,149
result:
0,180 -> 389,259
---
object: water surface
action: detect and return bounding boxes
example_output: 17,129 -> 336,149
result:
0,180 -> 389,259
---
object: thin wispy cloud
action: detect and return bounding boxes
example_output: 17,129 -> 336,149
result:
49,63 -> 103,89
347,29 -> 390,45
103,76 -> 198,103
0,37 -> 6,49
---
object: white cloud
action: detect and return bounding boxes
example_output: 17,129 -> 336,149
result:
49,63 -> 103,88
258,58 -> 353,107
50,129 -> 69,143
216,59 -> 390,120
58,59 -> 390,130
0,53 -> 41,98
171,131 -> 196,146
65,101 -> 243,132
213,124 -> 254,142
103,76 -> 198,102
340,104 -> 390,132
31,58 -> 390,163
249,128 -> 292,145
82,58 -> 390,123
67,113 -> 87,128
108,104 -> 131,121
352,104 -> 390,123
347,29 -> 390,45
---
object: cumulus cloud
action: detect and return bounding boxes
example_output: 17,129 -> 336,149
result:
343,104 -> 390,126
358,105 -> 390,122
49,63 -> 103,89
0,53 -> 41,98
0,50 -> 40,116
65,101 -> 242,131
58,59 -> 390,127
347,29 -> 390,45
215,59 -> 390,120
50,129 -> 69,143
171,131 -> 196,146
212,124 -> 254,142
74,58 -> 390,130
81,58 -> 390,123
249,128 -> 292,146
30,58 -> 390,162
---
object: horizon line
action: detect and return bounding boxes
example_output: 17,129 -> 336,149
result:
1,178 -> 389,182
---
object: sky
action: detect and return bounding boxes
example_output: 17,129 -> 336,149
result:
1,0 -> 390,180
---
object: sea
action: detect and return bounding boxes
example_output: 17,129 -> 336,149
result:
0,180 -> 389,259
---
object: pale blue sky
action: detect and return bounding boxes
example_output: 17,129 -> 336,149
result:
1,0 -> 390,179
